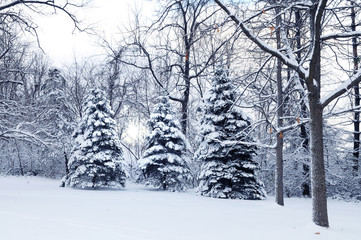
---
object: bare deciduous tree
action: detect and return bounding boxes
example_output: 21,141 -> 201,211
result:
215,0 -> 361,227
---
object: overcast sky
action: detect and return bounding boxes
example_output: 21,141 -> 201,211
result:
35,0 -> 153,67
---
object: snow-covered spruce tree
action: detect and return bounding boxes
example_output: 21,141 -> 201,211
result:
138,95 -> 192,191
196,65 -> 265,200
62,89 -> 126,189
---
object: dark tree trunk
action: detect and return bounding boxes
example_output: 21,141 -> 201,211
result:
162,174 -> 167,190
64,151 -> 69,175
275,131 -> 284,205
307,1 -> 329,227
351,2 -> 359,175
15,140 -> 24,176
275,5 -> 284,206
308,100 -> 328,227
181,47 -> 191,135
178,0 -> 193,136
295,9 -> 311,197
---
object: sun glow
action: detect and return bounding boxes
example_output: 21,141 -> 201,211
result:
123,122 -> 146,145
126,123 -> 140,139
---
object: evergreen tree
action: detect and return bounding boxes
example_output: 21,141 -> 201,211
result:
138,95 -> 192,191
196,65 -> 265,200
62,89 -> 126,189
37,69 -> 76,177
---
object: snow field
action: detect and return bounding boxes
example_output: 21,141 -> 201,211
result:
0,176 -> 360,240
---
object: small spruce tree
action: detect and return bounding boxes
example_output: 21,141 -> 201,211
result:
196,65 -> 265,200
62,89 -> 126,189
138,95 -> 192,191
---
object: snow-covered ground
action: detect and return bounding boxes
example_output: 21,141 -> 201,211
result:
0,177 -> 360,240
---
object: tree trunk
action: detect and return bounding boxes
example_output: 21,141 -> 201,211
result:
308,100 -> 329,227
64,151 -> 69,175
295,9 -> 311,197
351,2 -> 359,175
307,1 -> 329,227
15,140 -> 24,176
181,47 -> 191,135
275,131 -> 284,205
275,5 -> 284,206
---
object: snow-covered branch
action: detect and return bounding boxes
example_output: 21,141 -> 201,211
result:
277,119 -> 310,134
320,70 -> 361,109
0,129 -> 51,147
323,105 -> 361,119
214,0 -> 307,80
321,31 -> 361,41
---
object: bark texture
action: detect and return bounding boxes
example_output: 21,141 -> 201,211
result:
275,4 -> 284,206
308,99 -> 329,227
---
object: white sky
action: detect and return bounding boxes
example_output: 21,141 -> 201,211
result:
35,0 -> 154,67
